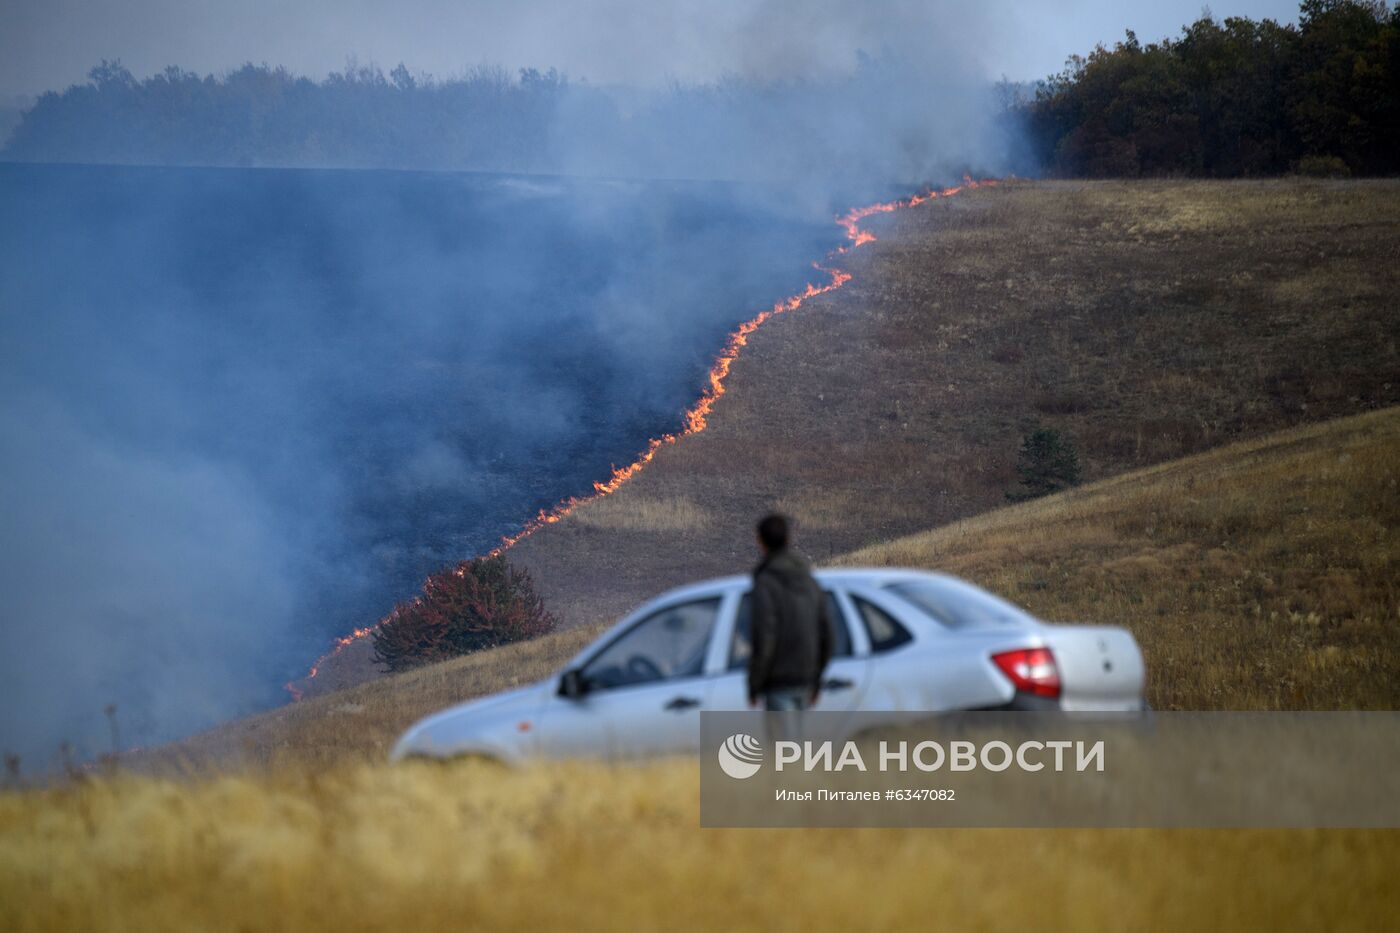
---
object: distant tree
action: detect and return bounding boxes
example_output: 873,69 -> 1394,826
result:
1007,428 -> 1082,502
88,59 -> 135,89
389,63 -> 416,92
371,555 -> 556,672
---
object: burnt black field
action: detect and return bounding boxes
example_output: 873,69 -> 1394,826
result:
0,161 -> 841,760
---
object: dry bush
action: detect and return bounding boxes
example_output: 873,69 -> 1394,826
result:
372,556 -> 555,672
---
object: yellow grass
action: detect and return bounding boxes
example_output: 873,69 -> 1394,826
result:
840,407 -> 1400,710
3,759 -> 1397,932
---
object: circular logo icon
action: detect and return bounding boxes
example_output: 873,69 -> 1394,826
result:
717,732 -> 764,779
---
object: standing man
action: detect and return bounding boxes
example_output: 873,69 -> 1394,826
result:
748,513 -> 833,714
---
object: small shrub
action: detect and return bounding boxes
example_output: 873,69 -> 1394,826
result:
1007,427 -> 1082,502
1296,155 -> 1350,178
372,555 -> 556,672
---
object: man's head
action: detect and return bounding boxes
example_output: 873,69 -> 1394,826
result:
756,513 -> 789,555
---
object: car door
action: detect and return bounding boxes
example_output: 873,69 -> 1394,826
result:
845,584 -> 961,711
534,594 -> 725,759
707,586 -> 869,715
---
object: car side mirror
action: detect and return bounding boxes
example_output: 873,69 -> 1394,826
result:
559,668 -> 588,700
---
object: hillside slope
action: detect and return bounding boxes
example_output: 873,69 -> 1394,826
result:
155,407 -> 1399,773
838,407 -> 1399,711
308,177 -> 1400,693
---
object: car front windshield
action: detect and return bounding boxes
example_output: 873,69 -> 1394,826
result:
885,578 -> 1035,630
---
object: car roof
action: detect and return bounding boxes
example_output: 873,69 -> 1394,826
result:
562,566 -> 971,671
651,566 -> 957,603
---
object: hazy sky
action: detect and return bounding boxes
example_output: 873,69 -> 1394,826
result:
2,0 -> 1304,99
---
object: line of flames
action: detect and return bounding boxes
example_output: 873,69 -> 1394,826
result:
285,177 -> 997,701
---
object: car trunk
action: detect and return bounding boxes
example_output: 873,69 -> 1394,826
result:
1042,625 -> 1146,711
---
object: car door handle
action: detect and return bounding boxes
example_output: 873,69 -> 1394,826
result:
664,695 -> 702,711
822,677 -> 855,691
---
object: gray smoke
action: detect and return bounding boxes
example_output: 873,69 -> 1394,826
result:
0,1 -> 1031,769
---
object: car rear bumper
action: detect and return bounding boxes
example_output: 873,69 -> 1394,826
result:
977,692 -> 1150,712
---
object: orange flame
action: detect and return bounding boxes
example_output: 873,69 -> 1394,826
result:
285,177 -> 998,700
285,625 -> 377,701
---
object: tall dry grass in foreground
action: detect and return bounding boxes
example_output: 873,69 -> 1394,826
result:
3,758 -> 1397,932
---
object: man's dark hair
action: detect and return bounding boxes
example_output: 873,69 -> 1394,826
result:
757,513 -> 789,551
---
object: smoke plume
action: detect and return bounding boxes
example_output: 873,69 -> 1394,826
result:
0,2 -> 1026,767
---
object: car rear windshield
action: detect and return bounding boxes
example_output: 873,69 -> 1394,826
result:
885,579 -> 1035,630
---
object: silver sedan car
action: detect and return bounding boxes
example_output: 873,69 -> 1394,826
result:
390,568 -> 1147,764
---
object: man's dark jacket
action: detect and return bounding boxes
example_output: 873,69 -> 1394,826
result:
748,548 -> 833,702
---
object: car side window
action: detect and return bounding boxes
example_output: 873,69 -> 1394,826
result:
853,596 -> 913,653
728,591 -> 851,671
581,597 -> 720,691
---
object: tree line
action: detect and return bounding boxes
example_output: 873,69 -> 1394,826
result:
1024,0 -> 1400,177
0,54 -> 1017,188
3,60 -> 570,172
4,2 -> 1396,179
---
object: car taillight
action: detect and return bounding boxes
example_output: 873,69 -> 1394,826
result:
992,647 -> 1061,698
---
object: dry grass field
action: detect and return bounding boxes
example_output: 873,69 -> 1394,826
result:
841,407 -> 1400,711
413,178 -> 1399,679
4,757 -> 1398,933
